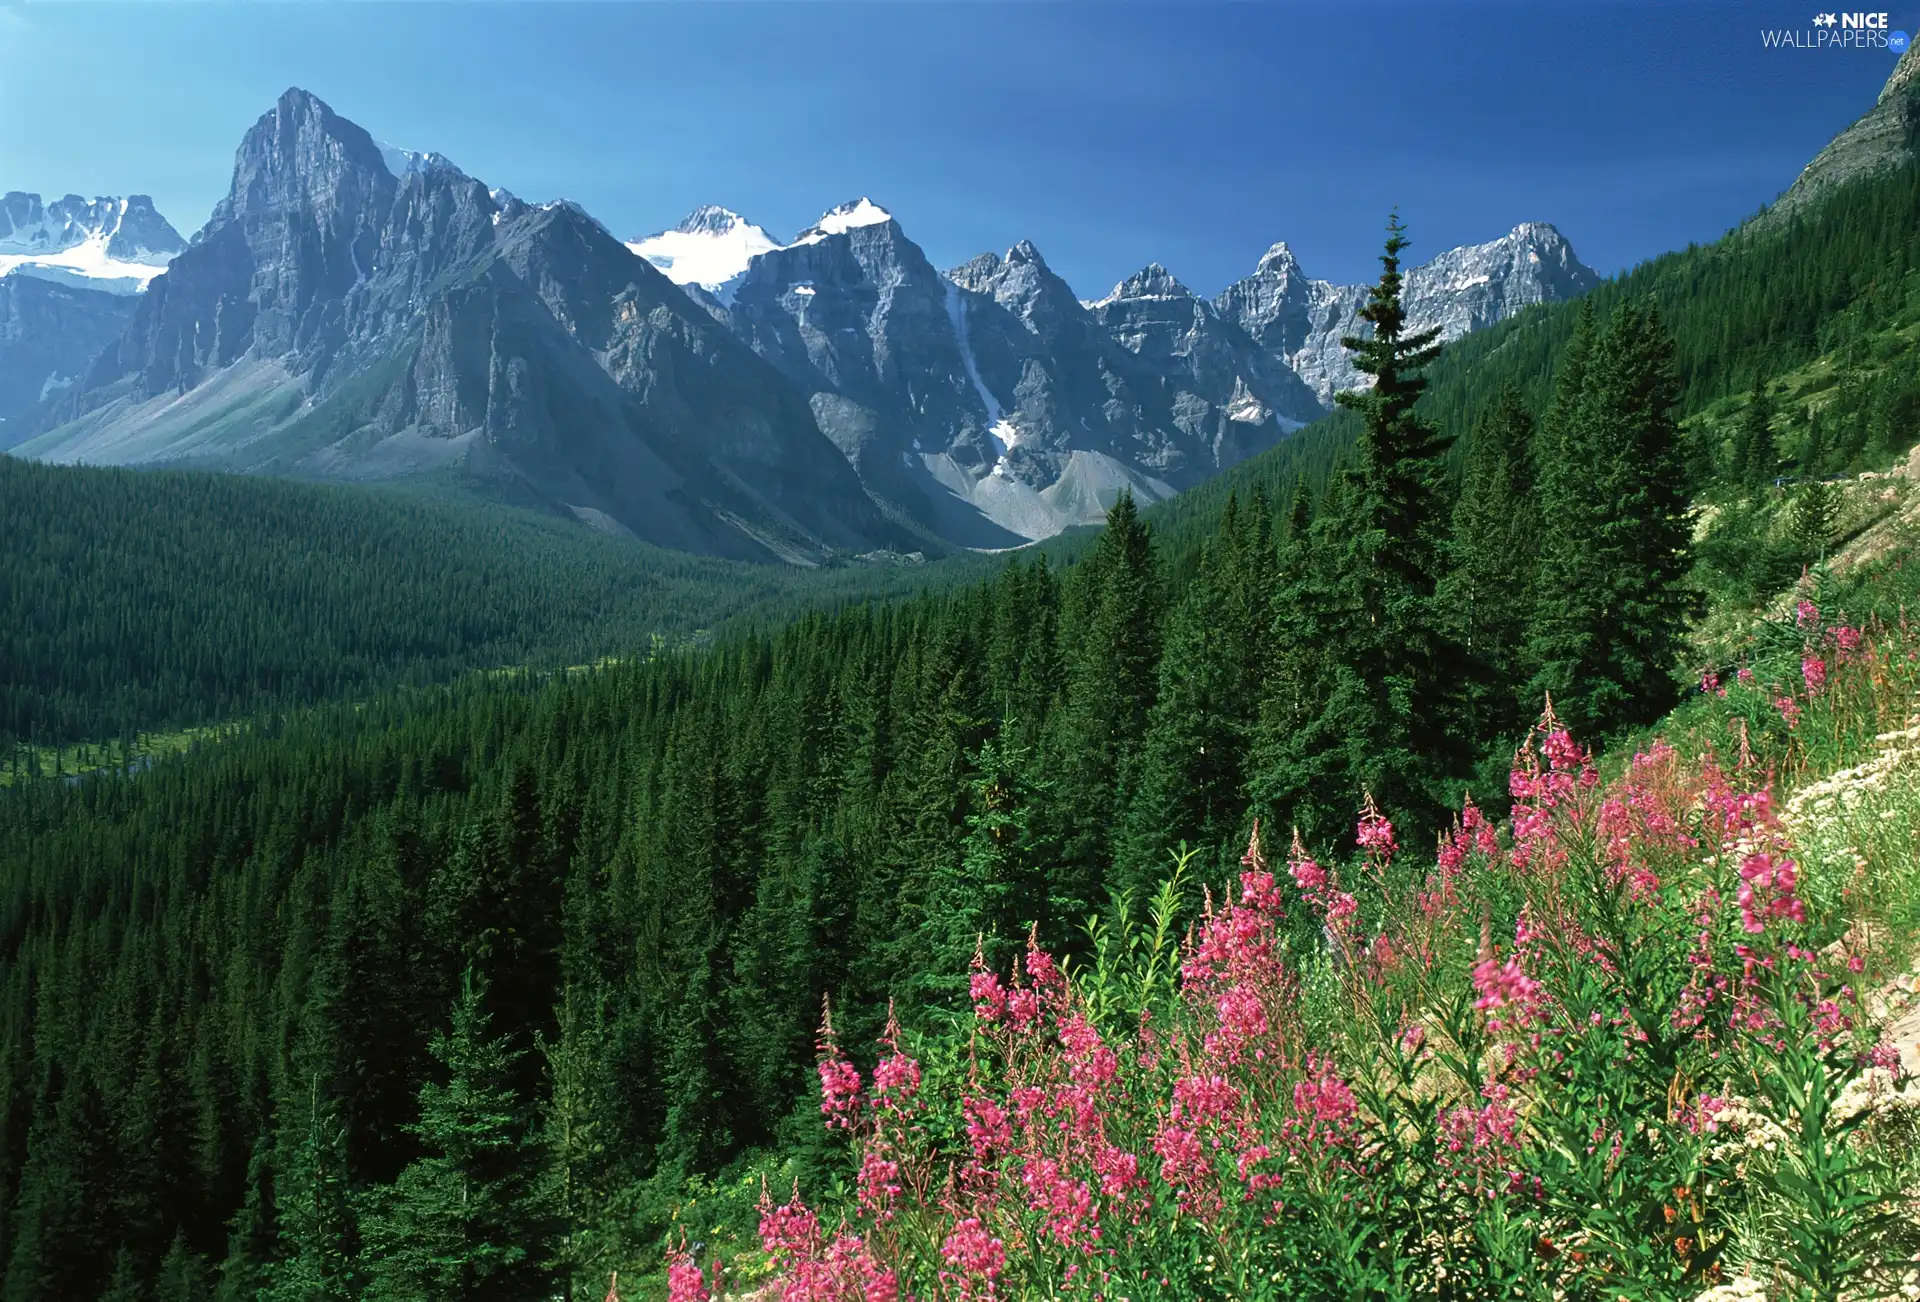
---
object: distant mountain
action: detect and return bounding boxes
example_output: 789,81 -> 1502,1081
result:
0,193 -> 185,423
14,90 -> 911,564
0,192 -> 184,295
6,89 -> 1600,555
1213,223 -> 1600,405
627,205 -> 783,301
0,276 -> 140,424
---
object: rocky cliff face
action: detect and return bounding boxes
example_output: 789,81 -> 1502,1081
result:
1761,44 -> 1920,229
21,90 -> 907,564
0,276 -> 139,431
1213,223 -> 1599,405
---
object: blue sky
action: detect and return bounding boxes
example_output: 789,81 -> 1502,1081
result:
0,2 -> 1905,298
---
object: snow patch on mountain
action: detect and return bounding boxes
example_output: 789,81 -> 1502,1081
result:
626,206 -> 781,295
0,194 -> 184,295
793,198 -> 892,244
942,278 -> 1003,422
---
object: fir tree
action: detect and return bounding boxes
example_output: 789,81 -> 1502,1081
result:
264,1075 -> 359,1302
1789,479 -> 1840,563
360,973 -> 559,1302
1118,493 -> 1273,895
1729,382 -> 1778,489
1254,215 -> 1464,842
1441,386 -> 1540,753
1528,303 -> 1693,740
1041,493 -> 1161,928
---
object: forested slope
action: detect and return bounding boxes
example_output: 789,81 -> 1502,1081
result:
1,56 -> 1918,1302
0,459 -> 983,752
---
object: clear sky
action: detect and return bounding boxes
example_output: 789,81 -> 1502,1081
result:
0,1 -> 1905,299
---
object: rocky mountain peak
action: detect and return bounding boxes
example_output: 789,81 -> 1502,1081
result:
1254,240 -> 1304,278
793,198 -> 894,243
0,193 -> 186,294
670,205 -> 758,238
223,87 -> 394,227
1106,262 -> 1194,304
947,251 -> 1004,292
1006,239 -> 1047,268
378,142 -> 465,180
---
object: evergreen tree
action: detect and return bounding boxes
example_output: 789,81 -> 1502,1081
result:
1789,479 -> 1840,563
1253,215 -> 1464,843
1118,493 -> 1273,895
1528,303 -> 1693,741
264,1076 -> 359,1302
1441,386 -> 1540,754
1041,493 -> 1161,928
1729,382 -> 1778,489
360,974 -> 559,1302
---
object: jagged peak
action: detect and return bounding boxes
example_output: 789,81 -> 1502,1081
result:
673,204 -> 771,238
947,251 -> 1004,289
1006,239 -> 1047,268
793,197 -> 894,243
1106,262 -> 1195,303
378,141 -> 465,181
1254,240 -> 1304,277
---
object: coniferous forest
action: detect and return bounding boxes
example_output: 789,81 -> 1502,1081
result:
4,94 -> 1920,1302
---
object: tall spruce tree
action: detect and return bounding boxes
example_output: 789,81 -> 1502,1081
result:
1252,216 -> 1463,843
1441,386 -> 1540,756
360,973 -> 559,1302
1729,382 -> 1779,489
264,1074 -> 360,1302
1040,493 -> 1160,928
1117,493 -> 1273,896
1527,303 -> 1693,741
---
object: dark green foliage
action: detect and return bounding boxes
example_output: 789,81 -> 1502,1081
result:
0,457 -> 986,750
1528,303 -> 1695,742
1790,479 -> 1841,562
1117,492 -> 1272,895
1250,217 -> 1465,842
359,974 -> 559,1301
1729,382 -> 1780,489
1441,386 -> 1540,755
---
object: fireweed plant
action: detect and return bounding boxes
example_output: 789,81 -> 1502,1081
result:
655,607 -> 1920,1302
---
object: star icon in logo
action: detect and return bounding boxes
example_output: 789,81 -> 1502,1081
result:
1813,12 -> 1838,26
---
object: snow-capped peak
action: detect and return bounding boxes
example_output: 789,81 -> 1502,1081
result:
625,205 -> 782,294
793,198 -> 893,244
0,192 -> 185,295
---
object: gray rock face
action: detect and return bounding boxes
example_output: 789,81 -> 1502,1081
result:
0,192 -> 184,427
707,208 -> 1325,544
1760,44 -> 1920,229
1086,261 -> 1323,459
21,89 -> 908,564
0,276 -> 138,432
1214,224 -> 1600,405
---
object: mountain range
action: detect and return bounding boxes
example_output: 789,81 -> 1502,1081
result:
3,89 -> 1598,560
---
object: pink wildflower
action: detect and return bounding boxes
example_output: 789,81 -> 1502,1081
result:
1802,656 -> 1828,694
940,1218 -> 1006,1298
